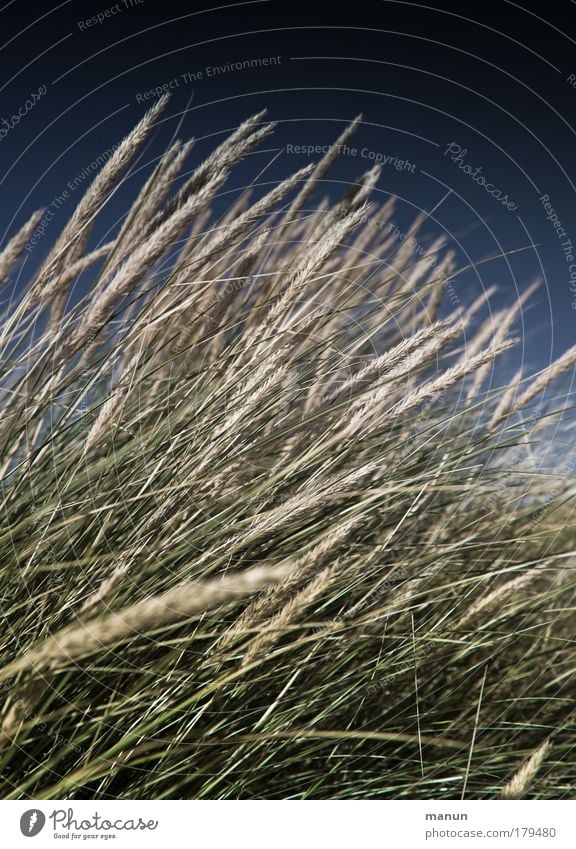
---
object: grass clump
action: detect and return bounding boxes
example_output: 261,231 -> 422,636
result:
0,100 -> 574,800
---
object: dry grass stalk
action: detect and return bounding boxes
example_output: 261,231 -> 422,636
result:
284,114 -> 362,220
500,342 -> 576,423
111,138 -> 196,267
359,338 -> 516,427
70,173 -> 226,351
426,250 -> 455,324
456,565 -> 546,628
83,348 -> 145,453
323,321 -> 453,406
33,96 -> 169,303
501,739 -> 551,799
264,204 -> 370,333
467,281 -> 539,400
80,561 -> 130,616
456,285 -> 499,343
218,516 -> 364,652
241,564 -> 336,666
0,679 -> 49,738
0,210 -> 44,285
488,366 -> 524,431
0,563 -> 295,679
150,113 -> 274,232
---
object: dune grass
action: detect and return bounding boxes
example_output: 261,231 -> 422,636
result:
0,100 -> 574,800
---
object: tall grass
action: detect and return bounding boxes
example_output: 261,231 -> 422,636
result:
0,101 -> 574,800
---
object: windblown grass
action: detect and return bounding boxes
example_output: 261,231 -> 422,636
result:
0,101 -> 574,800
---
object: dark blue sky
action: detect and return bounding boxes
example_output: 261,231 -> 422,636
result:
1,0 -> 575,370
